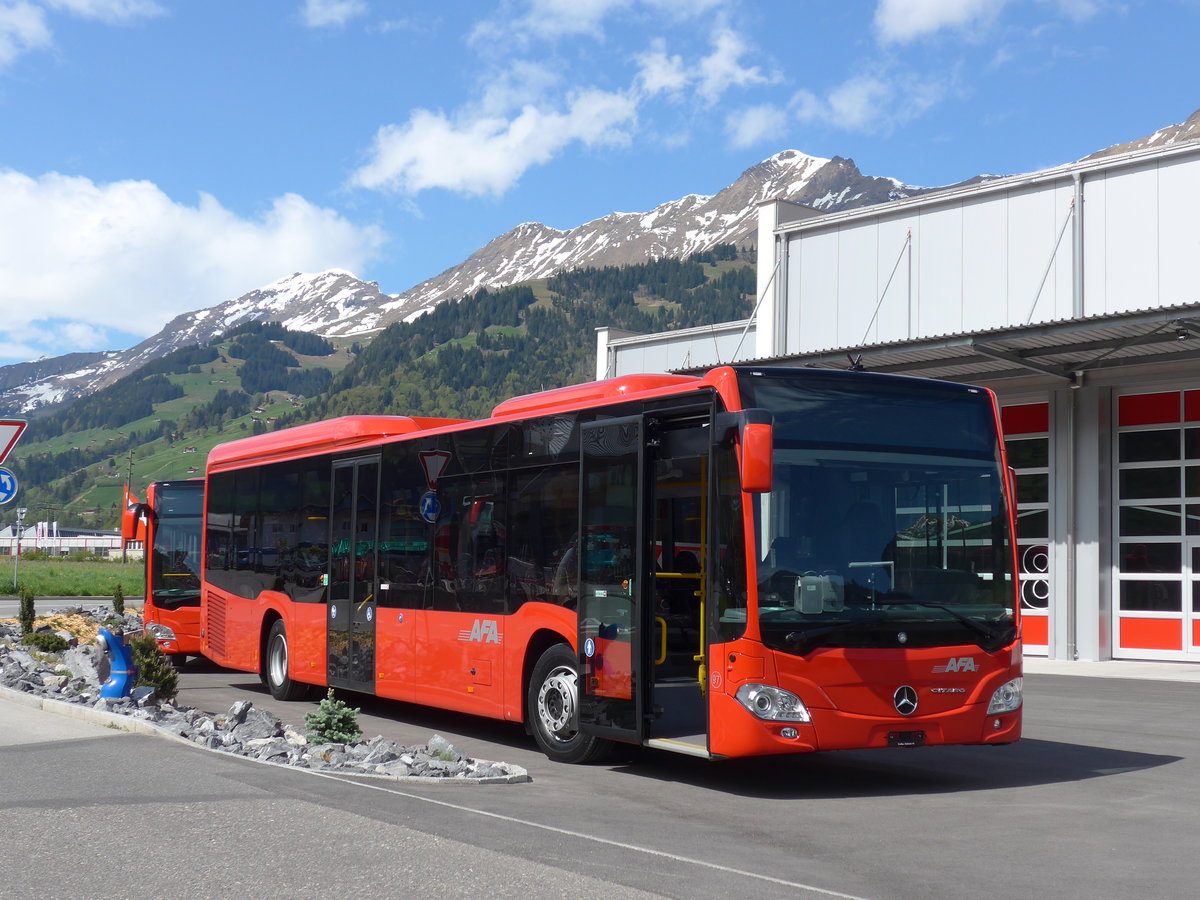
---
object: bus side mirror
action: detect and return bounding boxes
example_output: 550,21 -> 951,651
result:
741,421 -> 773,493
715,409 -> 773,493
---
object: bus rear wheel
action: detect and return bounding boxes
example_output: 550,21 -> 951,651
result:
264,620 -> 310,701
528,644 -> 611,764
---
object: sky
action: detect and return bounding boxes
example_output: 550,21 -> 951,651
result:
1,0 -> 1198,368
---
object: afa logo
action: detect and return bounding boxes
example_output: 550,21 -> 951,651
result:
458,618 -> 502,644
932,656 -> 978,674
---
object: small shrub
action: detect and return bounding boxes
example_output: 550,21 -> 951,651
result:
305,689 -> 362,744
129,633 -> 178,702
21,632 -> 69,653
17,585 -> 35,636
112,583 -> 125,617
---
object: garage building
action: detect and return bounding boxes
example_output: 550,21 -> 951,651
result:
597,140 -> 1200,663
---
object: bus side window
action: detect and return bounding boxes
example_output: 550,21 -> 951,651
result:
509,465 -> 579,610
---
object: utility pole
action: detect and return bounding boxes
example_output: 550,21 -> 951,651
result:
13,506 -> 26,589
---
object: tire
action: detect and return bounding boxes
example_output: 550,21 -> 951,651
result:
264,619 -> 310,701
527,643 -> 612,764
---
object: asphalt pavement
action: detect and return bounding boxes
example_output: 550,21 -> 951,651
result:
4,662 -> 1200,899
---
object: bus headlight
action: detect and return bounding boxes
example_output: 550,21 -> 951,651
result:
735,684 -> 811,723
144,622 -> 177,641
987,677 -> 1023,714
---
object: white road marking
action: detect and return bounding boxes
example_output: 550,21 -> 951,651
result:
310,769 -> 873,899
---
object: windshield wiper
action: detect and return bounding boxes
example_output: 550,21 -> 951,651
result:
872,595 -> 1014,652
784,617 -> 888,656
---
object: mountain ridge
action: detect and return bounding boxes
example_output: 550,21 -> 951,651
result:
5,106 -> 1200,415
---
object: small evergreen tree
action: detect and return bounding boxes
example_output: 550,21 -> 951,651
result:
112,583 -> 125,617
17,584 -> 35,635
130,633 -> 178,701
305,688 -> 362,743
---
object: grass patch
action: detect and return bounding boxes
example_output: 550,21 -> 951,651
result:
0,559 -> 143,597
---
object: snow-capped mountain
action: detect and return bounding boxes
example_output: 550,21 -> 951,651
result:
4,107 -> 1193,415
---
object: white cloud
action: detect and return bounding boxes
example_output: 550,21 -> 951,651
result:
0,2 -> 51,67
300,0 -> 367,29
794,68 -> 947,134
349,89 -> 637,197
42,0 -> 163,22
471,0 -> 630,45
874,0 -> 1006,44
725,103 -> 786,149
0,171 -> 386,351
0,0 -> 161,69
696,28 -> 777,104
635,38 -> 688,96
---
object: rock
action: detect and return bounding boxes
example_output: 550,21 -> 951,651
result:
231,707 -> 283,742
226,700 -> 252,725
283,726 -> 307,746
427,733 -> 460,760
62,646 -> 103,686
376,759 -> 412,777
131,686 -> 157,706
361,741 -> 400,767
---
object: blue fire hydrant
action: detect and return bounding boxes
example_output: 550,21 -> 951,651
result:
97,628 -> 137,699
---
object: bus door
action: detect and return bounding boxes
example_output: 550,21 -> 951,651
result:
578,416 -> 648,745
328,456 -> 380,692
646,419 -> 710,755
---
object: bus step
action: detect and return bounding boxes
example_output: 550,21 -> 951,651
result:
645,737 -> 709,759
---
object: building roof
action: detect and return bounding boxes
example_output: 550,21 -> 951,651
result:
678,302 -> 1200,385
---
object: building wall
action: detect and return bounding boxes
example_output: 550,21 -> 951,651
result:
596,141 -> 1200,665
770,147 -> 1200,364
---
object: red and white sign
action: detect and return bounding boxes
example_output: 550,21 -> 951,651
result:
0,420 -> 26,465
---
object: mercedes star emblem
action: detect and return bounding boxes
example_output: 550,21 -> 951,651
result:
893,685 -> 919,716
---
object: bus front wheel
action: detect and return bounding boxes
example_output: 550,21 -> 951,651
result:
528,644 -> 611,764
264,620 -> 310,701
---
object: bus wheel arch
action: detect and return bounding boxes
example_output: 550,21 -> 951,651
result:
262,616 -> 310,701
526,642 -> 611,764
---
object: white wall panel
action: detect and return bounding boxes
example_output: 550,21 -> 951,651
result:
1095,161 -> 1159,313
1158,156 -> 1200,306
961,195 -> 1009,330
1082,172 -> 1108,315
790,231 -> 841,353
915,204 -> 964,336
1006,182 -> 1074,326
835,225 -> 881,345
873,216 -> 916,342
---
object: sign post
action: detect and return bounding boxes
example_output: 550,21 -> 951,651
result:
1,421 -> 27,589
13,506 -> 26,590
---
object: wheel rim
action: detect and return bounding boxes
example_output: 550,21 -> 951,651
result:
269,632 -> 288,688
536,664 -> 578,744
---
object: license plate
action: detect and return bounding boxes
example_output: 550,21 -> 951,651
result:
887,730 -> 927,747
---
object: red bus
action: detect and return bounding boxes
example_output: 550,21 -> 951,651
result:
199,366 -> 1022,762
136,479 -> 204,660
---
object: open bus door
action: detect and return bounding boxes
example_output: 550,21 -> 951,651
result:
577,411 -> 715,757
328,456 -> 380,692
577,417 -> 647,746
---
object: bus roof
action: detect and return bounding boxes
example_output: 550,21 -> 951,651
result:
206,415 -> 464,472
205,367 -> 747,474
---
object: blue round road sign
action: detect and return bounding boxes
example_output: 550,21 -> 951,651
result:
419,490 -> 441,524
0,467 -> 17,504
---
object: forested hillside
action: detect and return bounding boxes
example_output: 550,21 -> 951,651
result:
8,248 -> 753,529
292,248 -> 754,424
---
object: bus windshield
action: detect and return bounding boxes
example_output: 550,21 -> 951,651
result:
738,370 -> 1016,655
151,482 -> 203,609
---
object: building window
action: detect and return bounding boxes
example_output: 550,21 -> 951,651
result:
1114,390 -> 1200,657
1002,403 -> 1051,649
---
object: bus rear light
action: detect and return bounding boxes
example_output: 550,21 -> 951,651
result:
144,623 -> 177,641
735,684 -> 811,723
987,677 -> 1023,715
